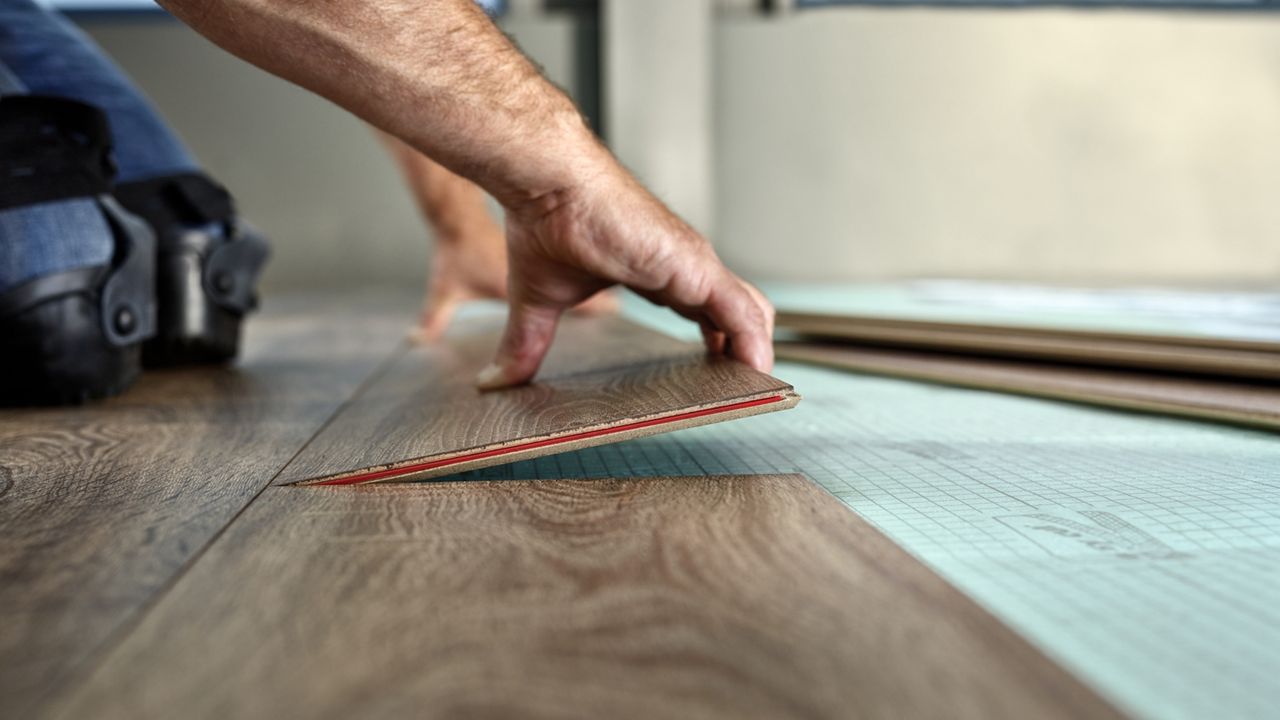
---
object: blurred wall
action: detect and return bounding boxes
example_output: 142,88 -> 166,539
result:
713,9 -> 1280,285
80,8 -> 1280,290
606,0 -> 714,233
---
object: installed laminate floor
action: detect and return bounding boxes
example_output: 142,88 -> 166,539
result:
0,293 -> 412,717
1,293 -> 1123,719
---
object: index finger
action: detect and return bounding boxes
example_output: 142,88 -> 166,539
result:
696,272 -> 774,373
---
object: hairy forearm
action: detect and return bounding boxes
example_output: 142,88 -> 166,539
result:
159,0 -> 609,210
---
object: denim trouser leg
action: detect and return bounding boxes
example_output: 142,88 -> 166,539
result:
0,0 -> 198,183
0,53 -> 19,92
0,55 -> 112,292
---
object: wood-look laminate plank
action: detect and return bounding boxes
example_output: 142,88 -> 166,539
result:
277,316 -> 799,485
776,310 -> 1280,380
53,474 -> 1124,720
0,294 -> 411,719
776,309 -> 1280,353
778,341 -> 1280,432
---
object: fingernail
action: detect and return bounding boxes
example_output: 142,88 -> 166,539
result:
474,363 -> 508,390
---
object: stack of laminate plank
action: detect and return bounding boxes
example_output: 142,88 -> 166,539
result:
775,291 -> 1280,432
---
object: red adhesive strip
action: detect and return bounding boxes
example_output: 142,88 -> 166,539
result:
311,394 -> 787,486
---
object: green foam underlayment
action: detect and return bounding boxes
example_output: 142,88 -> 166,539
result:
437,290 -> 1280,720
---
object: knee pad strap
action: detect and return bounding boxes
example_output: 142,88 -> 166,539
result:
0,194 -> 156,348
116,172 -> 268,316
0,95 -> 115,210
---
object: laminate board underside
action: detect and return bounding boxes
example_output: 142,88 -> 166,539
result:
278,316 -> 799,485
777,341 -> 1280,432
0,295 -> 411,719
52,475 -> 1122,720
776,310 -> 1280,380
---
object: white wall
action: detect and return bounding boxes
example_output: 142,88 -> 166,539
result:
713,9 -> 1280,284
606,0 -> 715,233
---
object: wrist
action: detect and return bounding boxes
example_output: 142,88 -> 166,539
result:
489,108 -> 617,219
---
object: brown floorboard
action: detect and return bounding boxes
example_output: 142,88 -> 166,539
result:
53,475 -> 1122,720
0,293 -> 411,719
277,315 -> 798,485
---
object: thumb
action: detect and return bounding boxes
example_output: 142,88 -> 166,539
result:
475,301 -> 563,390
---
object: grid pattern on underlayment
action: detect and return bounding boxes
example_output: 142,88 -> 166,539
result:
434,302 -> 1280,720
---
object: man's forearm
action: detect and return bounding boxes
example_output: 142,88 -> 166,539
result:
159,0 -> 608,211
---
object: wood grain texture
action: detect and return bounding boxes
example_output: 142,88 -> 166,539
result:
53,475 -> 1123,720
777,310 -> 1280,380
0,294 -> 410,719
778,341 -> 1280,432
277,316 -> 799,485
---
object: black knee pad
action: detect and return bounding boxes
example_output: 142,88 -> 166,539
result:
0,95 -> 155,405
113,173 -> 269,365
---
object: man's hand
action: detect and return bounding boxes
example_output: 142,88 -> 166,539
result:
378,133 -> 616,343
478,164 -> 774,389
377,134 -> 770,386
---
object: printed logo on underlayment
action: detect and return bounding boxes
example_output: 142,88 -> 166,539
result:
996,510 -> 1189,560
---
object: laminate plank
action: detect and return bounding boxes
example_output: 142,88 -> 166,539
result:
0,293 -> 411,719
53,474 -> 1124,720
778,341 -> 1280,432
277,316 -> 799,485
777,310 -> 1280,380
776,308 -> 1280,353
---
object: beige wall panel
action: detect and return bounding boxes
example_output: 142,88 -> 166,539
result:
714,10 -> 1280,284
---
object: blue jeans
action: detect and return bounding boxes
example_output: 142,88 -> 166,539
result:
0,0 -> 200,291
